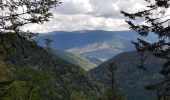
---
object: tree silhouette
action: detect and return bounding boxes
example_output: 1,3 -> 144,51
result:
108,63 -> 117,92
121,0 -> 170,99
100,63 -> 126,100
0,0 -> 61,33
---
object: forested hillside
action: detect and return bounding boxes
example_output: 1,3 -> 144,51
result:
0,33 -> 99,100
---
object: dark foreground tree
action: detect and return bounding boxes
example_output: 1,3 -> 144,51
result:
121,0 -> 170,99
0,0 -> 61,55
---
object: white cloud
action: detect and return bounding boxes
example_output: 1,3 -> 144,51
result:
54,0 -> 93,14
22,0 -> 149,33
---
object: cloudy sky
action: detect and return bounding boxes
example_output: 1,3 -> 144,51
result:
23,0 -> 148,33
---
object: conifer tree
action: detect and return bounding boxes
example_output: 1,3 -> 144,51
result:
121,0 -> 170,99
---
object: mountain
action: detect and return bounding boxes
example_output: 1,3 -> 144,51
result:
36,30 -> 136,64
36,30 -> 157,65
51,49 -> 97,70
89,51 -> 166,100
0,33 -> 99,99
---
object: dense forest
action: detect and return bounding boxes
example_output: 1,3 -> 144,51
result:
0,0 -> 170,100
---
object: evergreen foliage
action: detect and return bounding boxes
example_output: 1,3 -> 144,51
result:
121,0 -> 170,99
0,33 -> 100,100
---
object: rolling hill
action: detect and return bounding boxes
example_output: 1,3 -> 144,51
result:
89,51 -> 166,100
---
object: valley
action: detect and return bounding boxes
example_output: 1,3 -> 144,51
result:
1,0 -> 170,99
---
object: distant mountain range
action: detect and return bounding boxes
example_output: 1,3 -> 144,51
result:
36,30 -> 157,69
89,51 -> 166,100
36,30 -> 135,64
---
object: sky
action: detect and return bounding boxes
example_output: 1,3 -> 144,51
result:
22,0 -> 148,33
